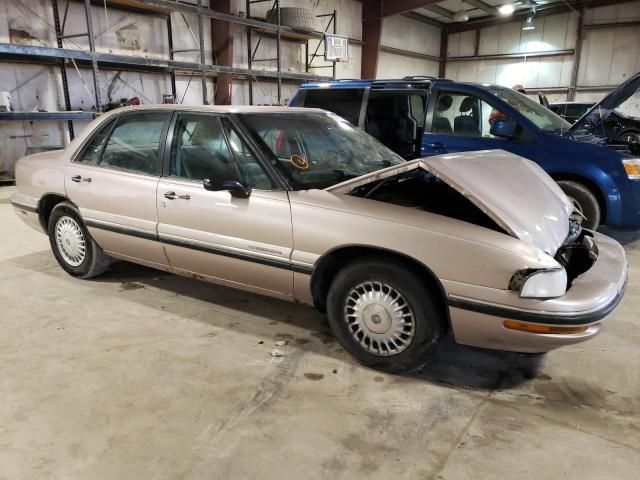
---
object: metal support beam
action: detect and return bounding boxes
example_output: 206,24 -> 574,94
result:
52,0 -> 74,139
362,0 -> 383,79
568,7 -> 585,101
166,13 -> 177,101
83,0 -> 102,112
276,0 -> 282,104
212,0 -> 233,105
422,5 -> 454,19
463,0 -> 495,15
0,43 -> 332,82
400,11 -> 444,28
381,0 -> 442,17
448,49 -> 574,62
439,28 -> 447,78
197,0 -> 207,104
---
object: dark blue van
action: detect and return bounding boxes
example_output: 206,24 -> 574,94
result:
290,75 -> 640,230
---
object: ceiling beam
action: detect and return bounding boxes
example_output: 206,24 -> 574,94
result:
381,0 -> 443,17
445,0 -> 640,33
463,0 -> 495,15
422,4 -> 455,19
401,11 -> 445,28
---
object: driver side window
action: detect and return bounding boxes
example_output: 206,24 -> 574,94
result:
432,91 -> 508,138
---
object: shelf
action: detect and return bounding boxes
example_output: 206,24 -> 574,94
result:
0,111 -> 96,121
0,43 -> 332,82
249,26 -> 324,42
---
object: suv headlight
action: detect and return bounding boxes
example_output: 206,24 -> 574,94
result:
520,269 -> 567,298
623,159 -> 640,180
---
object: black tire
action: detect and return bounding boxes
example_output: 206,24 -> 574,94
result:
48,201 -> 111,279
619,130 -> 640,144
556,180 -> 601,230
326,258 -> 446,373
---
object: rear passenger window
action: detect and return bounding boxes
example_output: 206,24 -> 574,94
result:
98,112 -> 168,175
76,118 -> 116,164
300,88 -> 364,125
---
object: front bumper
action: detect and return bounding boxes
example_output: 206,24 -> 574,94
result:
446,232 -> 628,353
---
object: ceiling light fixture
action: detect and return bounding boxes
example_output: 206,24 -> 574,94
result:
522,16 -> 535,30
453,1 -> 469,23
453,10 -> 469,22
498,4 -> 515,15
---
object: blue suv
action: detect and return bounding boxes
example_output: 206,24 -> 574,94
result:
290,75 -> 640,230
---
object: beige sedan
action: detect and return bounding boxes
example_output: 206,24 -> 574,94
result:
11,106 -> 628,372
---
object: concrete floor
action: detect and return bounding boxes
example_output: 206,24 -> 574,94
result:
1,184 -> 639,480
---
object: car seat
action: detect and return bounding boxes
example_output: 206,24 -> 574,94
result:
433,95 -> 453,134
454,96 -> 480,136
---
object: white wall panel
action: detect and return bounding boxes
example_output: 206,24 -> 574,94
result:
376,51 -> 439,79
382,15 -> 440,57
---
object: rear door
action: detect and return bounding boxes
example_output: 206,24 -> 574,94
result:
422,88 -> 534,158
156,112 -> 294,298
364,89 -> 427,159
65,111 -> 171,266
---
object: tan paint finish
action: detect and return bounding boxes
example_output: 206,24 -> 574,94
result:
9,105 -> 629,354
66,165 -> 167,265
156,178 -> 294,296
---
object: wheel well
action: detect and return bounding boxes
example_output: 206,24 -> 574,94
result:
38,194 -> 71,231
550,173 -> 607,223
310,246 -> 451,328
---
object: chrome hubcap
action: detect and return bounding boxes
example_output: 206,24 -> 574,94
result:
344,281 -> 416,356
55,216 -> 86,266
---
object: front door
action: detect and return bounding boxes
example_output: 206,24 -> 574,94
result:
156,112 -> 294,298
423,89 -> 532,157
65,111 -> 171,267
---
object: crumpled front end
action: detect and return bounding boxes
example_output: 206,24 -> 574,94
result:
446,231 -> 628,353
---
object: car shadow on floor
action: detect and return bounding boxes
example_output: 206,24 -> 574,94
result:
14,251 -> 541,390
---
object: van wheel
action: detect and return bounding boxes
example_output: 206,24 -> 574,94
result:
48,201 -> 111,279
557,180 -> 601,230
326,258 -> 446,373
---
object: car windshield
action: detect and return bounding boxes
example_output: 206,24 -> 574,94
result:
488,86 -> 571,132
238,112 -> 404,190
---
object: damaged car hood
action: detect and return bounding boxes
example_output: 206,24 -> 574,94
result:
327,150 -> 574,255
567,71 -> 640,136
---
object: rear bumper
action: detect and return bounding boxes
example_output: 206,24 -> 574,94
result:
447,232 -> 628,353
11,192 -> 44,233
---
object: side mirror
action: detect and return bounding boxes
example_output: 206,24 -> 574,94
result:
203,178 -> 252,198
490,120 -> 519,139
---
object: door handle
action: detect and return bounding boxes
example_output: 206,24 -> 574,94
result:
71,175 -> 91,183
164,191 -> 190,200
426,142 -> 445,149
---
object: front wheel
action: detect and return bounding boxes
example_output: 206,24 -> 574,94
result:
556,180 -> 601,230
326,258 -> 446,373
48,201 -> 111,279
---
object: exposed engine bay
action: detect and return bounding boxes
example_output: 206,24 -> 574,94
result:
555,223 -> 598,287
349,170 -> 506,233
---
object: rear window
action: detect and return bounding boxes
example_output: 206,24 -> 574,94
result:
297,88 -> 364,125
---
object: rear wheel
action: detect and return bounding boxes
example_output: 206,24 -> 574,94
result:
556,180 -> 601,230
48,202 -> 111,279
326,258 -> 446,373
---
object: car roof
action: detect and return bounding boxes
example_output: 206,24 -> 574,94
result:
299,77 -> 507,91
105,104 -> 324,115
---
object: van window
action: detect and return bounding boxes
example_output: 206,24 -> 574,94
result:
431,92 -> 508,138
298,88 -> 364,125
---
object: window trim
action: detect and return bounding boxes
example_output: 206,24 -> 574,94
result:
72,110 -> 172,177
